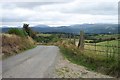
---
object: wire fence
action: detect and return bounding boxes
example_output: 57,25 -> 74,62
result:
84,41 -> 119,54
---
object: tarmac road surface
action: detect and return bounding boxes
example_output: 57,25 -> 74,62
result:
2,45 -> 60,78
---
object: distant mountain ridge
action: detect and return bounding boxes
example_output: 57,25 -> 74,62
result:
32,25 -> 49,28
1,24 -> 119,34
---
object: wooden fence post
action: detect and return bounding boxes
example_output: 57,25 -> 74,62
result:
73,33 -> 76,45
78,31 -> 84,50
106,40 -> 109,63
95,42 -> 96,53
69,33 -> 71,42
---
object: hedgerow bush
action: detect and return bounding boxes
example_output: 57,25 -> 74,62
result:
8,28 -> 28,37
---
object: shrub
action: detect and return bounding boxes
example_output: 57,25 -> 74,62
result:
23,24 -> 37,39
8,28 -> 28,37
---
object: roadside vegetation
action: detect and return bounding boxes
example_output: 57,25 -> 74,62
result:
35,33 -> 59,44
2,23 -> 119,78
8,28 -> 28,37
2,24 -> 36,59
55,33 -> 120,78
58,40 -> 119,78
2,34 -> 35,59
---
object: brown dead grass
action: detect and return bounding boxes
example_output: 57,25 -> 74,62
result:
2,34 -> 35,57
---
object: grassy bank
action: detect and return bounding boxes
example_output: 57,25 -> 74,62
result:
2,34 -> 36,59
58,41 -> 120,78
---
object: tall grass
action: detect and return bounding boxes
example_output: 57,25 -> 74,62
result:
2,34 -> 36,59
58,40 -> 120,78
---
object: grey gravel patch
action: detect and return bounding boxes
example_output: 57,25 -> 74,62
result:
52,53 -> 113,78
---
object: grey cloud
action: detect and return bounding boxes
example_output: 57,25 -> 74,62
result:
2,0 -> 73,9
61,2 -> 117,15
2,15 -> 64,22
2,2 -> 58,9
1,0 -> 117,26
2,17 -> 28,22
0,0 -> 73,3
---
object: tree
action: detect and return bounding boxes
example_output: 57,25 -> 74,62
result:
23,24 -> 31,36
23,23 -> 38,40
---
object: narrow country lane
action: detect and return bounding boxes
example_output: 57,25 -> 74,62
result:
2,45 -> 60,78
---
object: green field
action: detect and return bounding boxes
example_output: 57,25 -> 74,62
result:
97,40 -> 119,46
90,34 -> 120,39
36,33 -> 52,37
84,40 -> 119,60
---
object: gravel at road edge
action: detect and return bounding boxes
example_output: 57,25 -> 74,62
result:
51,52 -> 114,78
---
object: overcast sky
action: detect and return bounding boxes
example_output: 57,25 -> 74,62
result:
0,0 -> 119,27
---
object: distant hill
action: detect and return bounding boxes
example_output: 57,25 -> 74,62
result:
68,24 -> 119,34
1,24 -> 119,34
31,24 -> 119,34
32,24 -> 50,28
1,27 -> 21,33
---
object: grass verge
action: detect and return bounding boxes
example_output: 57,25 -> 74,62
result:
59,44 -> 120,78
2,34 -> 36,60
2,45 -> 36,60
